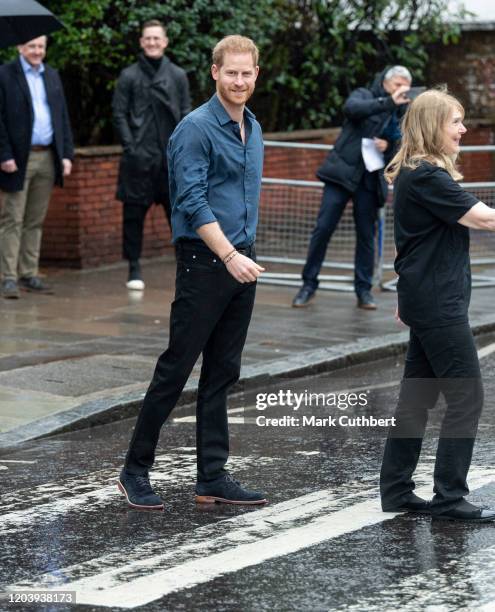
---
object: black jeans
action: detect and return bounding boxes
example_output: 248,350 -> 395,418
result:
380,322 -> 483,513
125,241 -> 257,482
302,178 -> 379,297
123,200 -> 172,262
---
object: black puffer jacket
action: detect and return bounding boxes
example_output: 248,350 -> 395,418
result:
317,69 -> 407,204
113,54 -> 191,206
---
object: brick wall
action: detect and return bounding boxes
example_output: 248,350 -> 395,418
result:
41,147 -> 172,268
427,30 -> 495,123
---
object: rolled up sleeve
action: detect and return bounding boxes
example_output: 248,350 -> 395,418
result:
168,120 -> 217,231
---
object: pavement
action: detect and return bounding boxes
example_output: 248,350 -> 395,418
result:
2,254 -> 495,450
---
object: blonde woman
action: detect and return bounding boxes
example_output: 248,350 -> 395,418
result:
380,89 -> 495,522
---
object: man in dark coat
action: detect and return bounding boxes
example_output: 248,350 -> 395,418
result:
0,36 -> 74,299
292,66 -> 412,310
113,19 -> 191,291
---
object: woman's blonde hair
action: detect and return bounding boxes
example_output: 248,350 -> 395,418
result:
384,88 -> 465,184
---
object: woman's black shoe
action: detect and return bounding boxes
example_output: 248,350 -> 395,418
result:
382,492 -> 431,513
432,499 -> 495,522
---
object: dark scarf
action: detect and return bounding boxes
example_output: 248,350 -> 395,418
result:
138,53 -> 163,78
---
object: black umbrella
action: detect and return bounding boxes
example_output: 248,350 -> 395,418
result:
0,0 -> 63,48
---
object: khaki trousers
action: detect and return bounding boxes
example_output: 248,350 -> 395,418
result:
0,149 -> 55,280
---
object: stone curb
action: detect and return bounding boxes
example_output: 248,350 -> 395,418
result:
1,314 -> 495,451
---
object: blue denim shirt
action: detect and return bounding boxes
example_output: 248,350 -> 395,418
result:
168,94 -> 263,246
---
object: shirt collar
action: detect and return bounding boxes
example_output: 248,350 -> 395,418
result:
19,54 -> 45,75
208,93 -> 255,126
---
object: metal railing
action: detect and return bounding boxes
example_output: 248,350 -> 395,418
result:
258,143 -> 495,291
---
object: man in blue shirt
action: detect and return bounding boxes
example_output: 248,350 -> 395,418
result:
119,35 -> 267,509
0,36 -> 74,299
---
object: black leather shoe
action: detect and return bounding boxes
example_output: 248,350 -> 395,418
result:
196,473 -> 267,505
432,499 -> 495,522
19,276 -> 53,294
382,492 -> 431,514
118,470 -> 164,510
292,286 -> 315,308
2,278 -> 20,299
357,290 -> 377,310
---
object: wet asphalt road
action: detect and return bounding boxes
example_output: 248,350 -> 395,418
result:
1,336 -> 495,612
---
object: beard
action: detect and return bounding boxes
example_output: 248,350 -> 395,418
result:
217,81 -> 254,107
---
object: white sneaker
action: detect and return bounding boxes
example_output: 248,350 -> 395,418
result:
126,279 -> 145,291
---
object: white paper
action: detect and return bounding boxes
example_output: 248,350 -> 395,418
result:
361,138 -> 385,172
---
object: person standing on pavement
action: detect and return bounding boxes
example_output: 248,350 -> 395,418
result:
380,89 -> 495,522
113,20 -> 191,291
0,36 -> 74,299
292,66 -> 412,310
118,35 -> 267,510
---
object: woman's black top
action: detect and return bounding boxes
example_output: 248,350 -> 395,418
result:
394,161 -> 478,329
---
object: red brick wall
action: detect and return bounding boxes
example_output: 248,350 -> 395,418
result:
41,147 -> 172,268
457,124 -> 495,183
263,125 -> 494,183
427,31 -> 495,123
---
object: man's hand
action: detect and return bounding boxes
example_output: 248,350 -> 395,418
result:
225,252 -> 265,283
62,159 -> 72,177
1,159 -> 18,173
374,138 -> 389,153
392,86 -> 411,106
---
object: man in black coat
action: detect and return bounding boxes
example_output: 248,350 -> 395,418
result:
0,36 -> 74,299
113,19 -> 191,291
292,66 -> 412,310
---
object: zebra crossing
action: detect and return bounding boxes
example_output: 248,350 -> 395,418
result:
2,446 -> 495,610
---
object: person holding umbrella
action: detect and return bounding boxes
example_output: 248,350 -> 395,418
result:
380,88 -> 495,522
0,34 -> 73,298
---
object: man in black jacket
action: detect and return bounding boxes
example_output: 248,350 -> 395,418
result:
293,66 -> 412,310
113,20 -> 191,291
0,36 -> 74,299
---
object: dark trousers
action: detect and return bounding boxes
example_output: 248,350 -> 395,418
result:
125,241 -> 257,482
123,200 -> 172,262
380,322 -> 483,513
302,179 -> 379,296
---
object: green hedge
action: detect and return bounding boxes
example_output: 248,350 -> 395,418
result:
5,0 -> 466,144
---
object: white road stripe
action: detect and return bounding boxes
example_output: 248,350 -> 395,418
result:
7,467 -> 495,609
477,341 -> 495,360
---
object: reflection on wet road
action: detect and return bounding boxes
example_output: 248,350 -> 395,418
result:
1,338 -> 495,611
